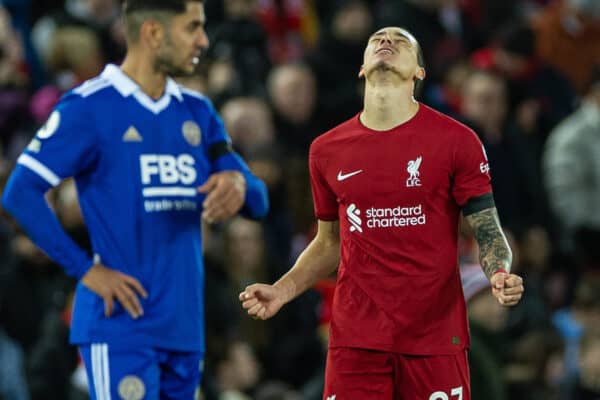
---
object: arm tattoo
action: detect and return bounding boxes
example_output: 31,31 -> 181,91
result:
464,207 -> 512,280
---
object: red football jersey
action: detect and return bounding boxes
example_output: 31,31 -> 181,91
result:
309,103 -> 492,355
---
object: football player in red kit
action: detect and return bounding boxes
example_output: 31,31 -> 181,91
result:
240,26 -> 524,400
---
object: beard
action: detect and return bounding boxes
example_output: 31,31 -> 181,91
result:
154,51 -> 194,77
154,33 -> 195,77
365,60 -> 414,81
364,60 -> 408,80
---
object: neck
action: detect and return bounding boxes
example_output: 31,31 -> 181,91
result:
120,51 -> 167,100
360,76 -> 419,131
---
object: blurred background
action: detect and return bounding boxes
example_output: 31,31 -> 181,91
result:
0,0 -> 599,399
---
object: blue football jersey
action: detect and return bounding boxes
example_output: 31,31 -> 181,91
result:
14,64 -> 264,351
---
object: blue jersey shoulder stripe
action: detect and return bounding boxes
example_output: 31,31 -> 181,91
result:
17,154 -> 61,186
180,87 -> 207,101
74,78 -> 111,98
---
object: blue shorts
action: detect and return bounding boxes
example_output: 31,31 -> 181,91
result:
79,343 -> 204,400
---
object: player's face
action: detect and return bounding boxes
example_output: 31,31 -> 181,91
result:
155,2 -> 209,76
359,27 -> 425,82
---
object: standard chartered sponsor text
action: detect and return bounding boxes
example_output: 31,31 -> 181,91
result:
365,204 -> 426,228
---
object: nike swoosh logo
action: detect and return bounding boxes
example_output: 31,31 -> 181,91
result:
337,169 -> 363,181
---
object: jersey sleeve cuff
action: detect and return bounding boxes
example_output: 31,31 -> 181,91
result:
462,192 -> 495,216
315,213 -> 339,221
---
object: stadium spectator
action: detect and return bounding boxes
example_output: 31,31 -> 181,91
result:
552,276 -> 600,398
0,6 -> 30,153
256,0 -> 312,63
31,0 -> 124,67
267,62 -> 321,156
307,0 -> 372,127
531,0 -> 600,94
45,26 -> 104,88
576,335 -> 600,399
460,69 -> 544,231
220,96 -> 275,157
0,328 -> 30,400
470,21 -> 576,134
205,0 -> 270,100
543,67 -> 600,266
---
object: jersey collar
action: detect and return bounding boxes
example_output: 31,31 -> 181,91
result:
101,64 -> 184,103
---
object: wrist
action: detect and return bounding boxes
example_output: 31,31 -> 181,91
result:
273,278 -> 296,304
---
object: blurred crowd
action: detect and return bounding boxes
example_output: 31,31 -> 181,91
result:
0,0 -> 600,399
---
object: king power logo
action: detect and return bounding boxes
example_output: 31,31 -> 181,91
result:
346,203 -> 427,232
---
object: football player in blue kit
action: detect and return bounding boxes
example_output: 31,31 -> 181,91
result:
1,0 -> 269,398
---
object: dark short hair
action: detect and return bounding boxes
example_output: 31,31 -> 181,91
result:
123,0 -> 203,15
122,0 -> 203,42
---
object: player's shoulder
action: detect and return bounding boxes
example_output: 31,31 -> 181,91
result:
310,114 -> 361,156
179,86 -> 214,112
420,103 -> 479,142
42,77 -> 111,122
59,69 -> 129,114
71,75 -> 113,98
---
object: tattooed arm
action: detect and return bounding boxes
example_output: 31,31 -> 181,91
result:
464,206 -> 524,306
464,207 -> 512,279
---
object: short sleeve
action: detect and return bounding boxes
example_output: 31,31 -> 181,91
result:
309,147 -> 338,221
19,95 -> 98,187
451,128 -> 492,207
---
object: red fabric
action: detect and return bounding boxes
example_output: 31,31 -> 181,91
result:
323,347 -> 471,399
309,104 -> 492,355
470,47 -> 541,80
314,279 -> 336,325
256,0 -> 305,62
470,47 -> 496,70
61,307 -> 72,327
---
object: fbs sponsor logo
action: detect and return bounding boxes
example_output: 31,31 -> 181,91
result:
140,154 -> 196,185
346,203 -> 426,232
140,154 -> 199,212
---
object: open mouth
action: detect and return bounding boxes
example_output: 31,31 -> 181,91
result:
376,47 -> 394,55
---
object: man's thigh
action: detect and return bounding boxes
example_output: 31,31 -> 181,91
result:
395,351 -> 470,400
80,344 -> 203,400
324,347 -> 395,400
